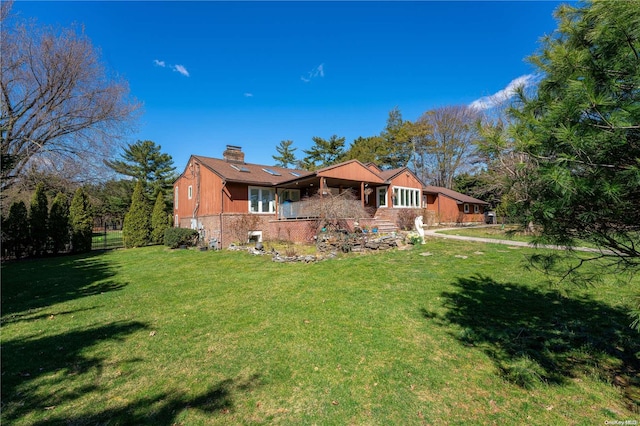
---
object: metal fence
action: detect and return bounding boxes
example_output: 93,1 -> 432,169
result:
91,225 -> 124,250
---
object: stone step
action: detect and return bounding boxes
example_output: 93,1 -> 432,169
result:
371,218 -> 398,234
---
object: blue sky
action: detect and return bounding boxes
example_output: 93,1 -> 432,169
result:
13,1 -> 569,171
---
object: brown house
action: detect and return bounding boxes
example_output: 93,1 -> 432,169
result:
173,146 -> 487,246
423,185 -> 488,224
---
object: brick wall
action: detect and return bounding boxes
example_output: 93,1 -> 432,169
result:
180,214 -> 382,246
268,219 -> 318,243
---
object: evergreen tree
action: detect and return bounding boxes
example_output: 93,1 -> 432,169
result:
302,135 -> 346,170
85,179 -> 134,226
123,180 -> 152,248
49,192 -> 70,254
105,140 -> 176,204
272,140 -> 297,168
511,0 -> 640,269
379,107 -> 417,169
342,136 -> 386,164
29,182 -> 49,256
3,201 -> 29,258
69,187 -> 93,253
151,191 -> 171,245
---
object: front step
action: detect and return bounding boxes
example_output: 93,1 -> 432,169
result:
371,218 -> 398,234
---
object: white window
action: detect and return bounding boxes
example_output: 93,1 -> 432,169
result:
474,205 -> 480,213
392,186 -> 420,208
174,187 -> 178,209
249,187 -> 275,213
464,203 -> 470,213
174,215 -> 178,227
188,185 -> 193,200
376,187 -> 387,208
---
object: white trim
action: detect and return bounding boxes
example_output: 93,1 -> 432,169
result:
249,186 -> 275,214
188,185 -> 193,200
464,203 -> 470,213
474,204 -> 480,213
174,187 -> 179,209
248,230 -> 263,243
376,187 -> 388,208
392,186 -> 421,208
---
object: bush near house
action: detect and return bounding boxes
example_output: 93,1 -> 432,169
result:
164,227 -> 198,248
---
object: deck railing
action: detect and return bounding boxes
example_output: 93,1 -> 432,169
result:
278,199 -> 317,219
277,199 -> 369,220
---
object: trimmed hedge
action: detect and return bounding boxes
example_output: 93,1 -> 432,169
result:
164,227 -> 199,249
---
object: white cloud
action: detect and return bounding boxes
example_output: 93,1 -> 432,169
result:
172,64 -> 190,77
244,92 -> 254,97
470,74 -> 538,111
301,63 -> 325,83
153,59 -> 190,77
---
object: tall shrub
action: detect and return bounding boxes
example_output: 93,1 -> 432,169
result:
151,191 -> 171,244
123,180 -> 151,248
49,192 -> 70,254
29,183 -> 49,256
3,201 -> 29,258
69,187 -> 93,253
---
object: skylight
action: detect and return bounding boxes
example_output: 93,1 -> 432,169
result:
262,168 -> 281,176
230,164 -> 251,173
290,171 -> 301,177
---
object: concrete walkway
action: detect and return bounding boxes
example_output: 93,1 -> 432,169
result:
423,226 -> 609,254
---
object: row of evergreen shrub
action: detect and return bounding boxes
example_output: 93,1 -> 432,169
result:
2,184 -> 93,259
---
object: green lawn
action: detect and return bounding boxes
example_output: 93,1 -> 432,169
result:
2,240 -> 638,424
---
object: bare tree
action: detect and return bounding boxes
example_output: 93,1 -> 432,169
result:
306,189 -> 368,234
416,105 -> 480,189
0,2 -> 140,192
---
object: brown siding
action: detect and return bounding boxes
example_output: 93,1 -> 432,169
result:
224,182 -> 250,214
389,171 -> 422,189
174,172 -> 197,220
318,162 -> 383,182
425,194 -> 485,224
174,161 -> 226,221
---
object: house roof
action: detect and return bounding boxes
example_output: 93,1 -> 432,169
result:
190,155 -> 313,185
364,162 -> 383,173
423,185 -> 489,205
315,159 -> 384,183
378,167 -> 409,181
180,155 -> 487,205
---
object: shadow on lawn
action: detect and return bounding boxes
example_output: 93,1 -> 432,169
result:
1,320 -> 149,423
1,251 -> 127,320
422,274 -> 640,412
30,374 -> 262,426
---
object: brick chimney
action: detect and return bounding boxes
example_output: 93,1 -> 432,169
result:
223,145 -> 245,163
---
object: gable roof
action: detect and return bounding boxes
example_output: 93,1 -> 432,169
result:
377,167 -> 404,181
314,159 -> 384,183
188,155 -> 313,185
423,185 -> 488,205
